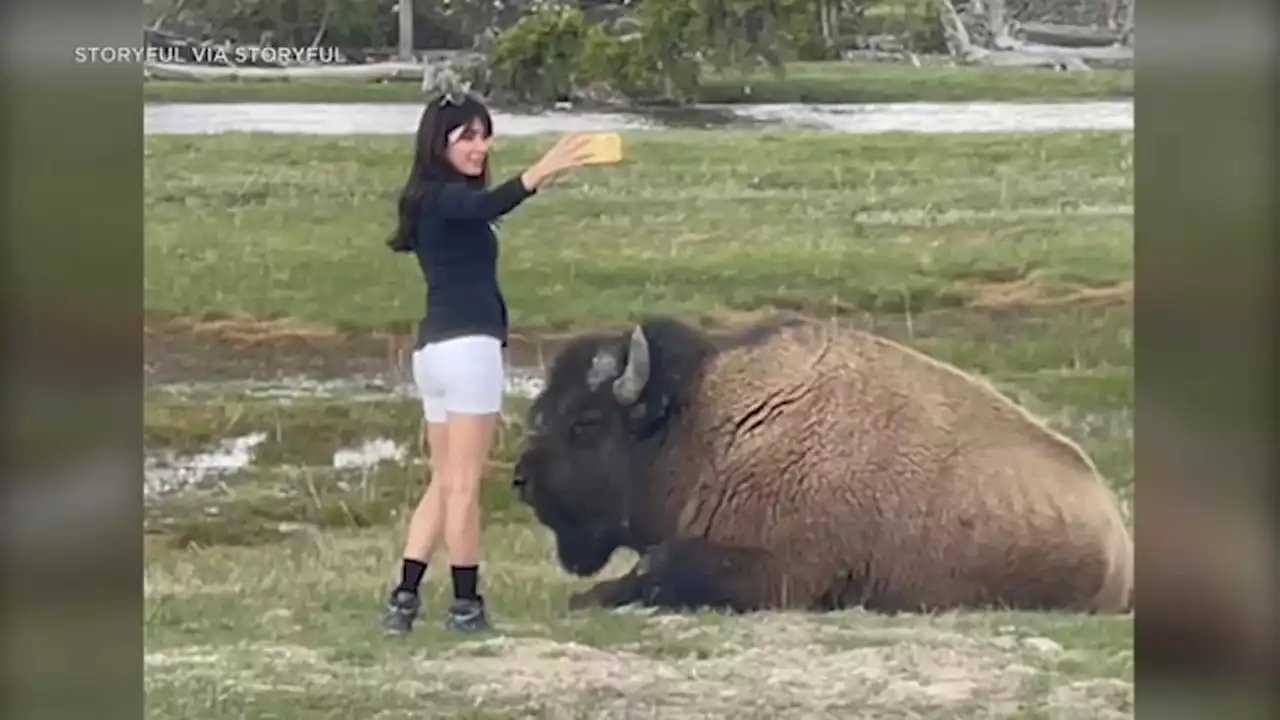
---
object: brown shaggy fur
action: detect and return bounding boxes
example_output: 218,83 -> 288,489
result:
645,318 -> 1133,612
516,314 -> 1134,614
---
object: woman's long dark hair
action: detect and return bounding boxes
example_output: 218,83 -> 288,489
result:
387,93 -> 494,253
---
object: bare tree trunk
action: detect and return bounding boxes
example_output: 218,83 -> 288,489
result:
1119,0 -> 1136,46
1098,0 -> 1121,30
815,0 -> 841,54
934,0 -> 978,60
986,0 -> 1012,48
398,0 -> 414,61
150,0 -> 187,31
311,7 -> 331,50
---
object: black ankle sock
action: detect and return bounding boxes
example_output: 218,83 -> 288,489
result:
396,559 -> 428,595
451,565 -> 479,601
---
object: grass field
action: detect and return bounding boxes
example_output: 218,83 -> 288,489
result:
144,60 -> 1134,104
144,127 -> 1135,717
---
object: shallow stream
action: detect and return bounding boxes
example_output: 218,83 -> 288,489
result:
145,100 -> 1133,135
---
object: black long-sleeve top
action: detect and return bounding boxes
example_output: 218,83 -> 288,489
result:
412,175 -> 535,350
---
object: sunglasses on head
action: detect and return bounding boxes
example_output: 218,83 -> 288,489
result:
438,91 -> 467,107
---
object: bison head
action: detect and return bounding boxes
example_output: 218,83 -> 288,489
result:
513,324 -> 676,577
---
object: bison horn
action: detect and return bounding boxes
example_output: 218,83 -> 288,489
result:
612,325 -> 651,405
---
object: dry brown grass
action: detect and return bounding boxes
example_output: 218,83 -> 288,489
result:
143,525 -> 1134,718
965,278 -> 1133,310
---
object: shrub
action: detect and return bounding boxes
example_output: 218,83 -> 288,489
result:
489,4 -> 592,104
490,2 -> 669,105
577,24 -> 666,101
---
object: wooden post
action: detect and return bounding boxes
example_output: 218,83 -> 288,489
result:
398,0 -> 414,61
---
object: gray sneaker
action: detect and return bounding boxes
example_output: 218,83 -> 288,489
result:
382,590 -> 421,635
445,596 -> 491,633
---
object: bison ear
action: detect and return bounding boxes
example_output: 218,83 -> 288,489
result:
612,325 -> 651,405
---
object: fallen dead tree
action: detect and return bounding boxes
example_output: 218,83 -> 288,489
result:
141,22 -> 486,85
1016,21 -> 1124,48
143,55 -> 490,99
935,0 -> 1134,71
144,61 -> 426,82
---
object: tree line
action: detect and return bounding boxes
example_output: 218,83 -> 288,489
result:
143,1 -> 922,53
145,1 -> 950,102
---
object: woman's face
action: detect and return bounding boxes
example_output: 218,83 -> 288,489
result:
445,118 -> 490,177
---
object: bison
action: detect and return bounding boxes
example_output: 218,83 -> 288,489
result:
511,314 -> 1134,615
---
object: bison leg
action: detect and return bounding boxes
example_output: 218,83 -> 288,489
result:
567,559 -> 646,611
567,539 -> 797,613
629,538 -> 787,613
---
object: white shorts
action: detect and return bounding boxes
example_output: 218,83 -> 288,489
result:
411,335 -> 505,423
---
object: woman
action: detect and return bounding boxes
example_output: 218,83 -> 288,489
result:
381,92 -> 594,635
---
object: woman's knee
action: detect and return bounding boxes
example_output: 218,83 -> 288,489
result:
440,458 -> 487,498
416,474 -> 445,506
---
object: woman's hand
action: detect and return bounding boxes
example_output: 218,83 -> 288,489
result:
521,133 -> 595,191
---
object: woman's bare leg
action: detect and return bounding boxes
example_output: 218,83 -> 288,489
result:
440,411 -> 499,630
383,421 -> 448,635
401,421 -> 449,563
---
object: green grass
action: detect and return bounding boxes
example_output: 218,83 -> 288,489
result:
698,61 -> 1134,103
145,129 -> 1133,331
144,127 -> 1134,717
143,60 -> 1134,104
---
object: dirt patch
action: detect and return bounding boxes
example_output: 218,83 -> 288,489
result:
965,278 -> 1133,310
144,287 -> 1132,385
145,312 -> 410,382
144,615 -> 1132,718
1048,679 -> 1135,719
143,311 -> 771,383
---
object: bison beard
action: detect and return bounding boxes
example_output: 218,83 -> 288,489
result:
513,314 -> 1135,616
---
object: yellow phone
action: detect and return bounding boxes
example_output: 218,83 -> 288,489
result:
580,132 -> 623,165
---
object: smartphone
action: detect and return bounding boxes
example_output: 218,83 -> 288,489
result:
580,132 -> 623,165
